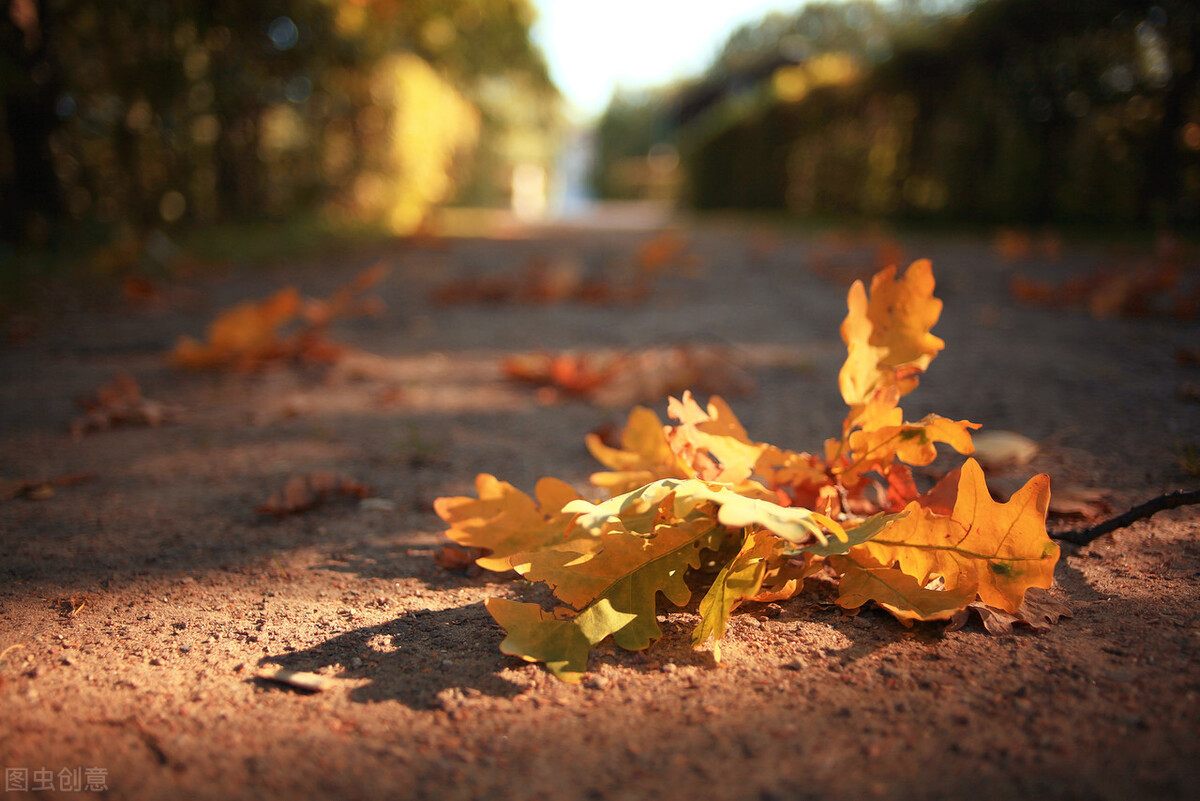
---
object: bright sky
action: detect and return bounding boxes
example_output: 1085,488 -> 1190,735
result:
530,0 -> 804,120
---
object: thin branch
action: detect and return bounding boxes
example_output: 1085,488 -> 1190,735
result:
1052,489 -> 1200,546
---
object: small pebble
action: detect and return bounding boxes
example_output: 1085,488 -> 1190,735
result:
661,663 -> 677,674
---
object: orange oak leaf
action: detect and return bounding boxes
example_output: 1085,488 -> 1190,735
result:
433,474 -> 582,572
665,392 -> 766,487
839,260 -> 945,425
170,266 -> 386,371
841,413 -> 978,482
830,551 -> 979,623
172,287 -> 302,370
502,351 -> 624,397
858,457 -> 1058,613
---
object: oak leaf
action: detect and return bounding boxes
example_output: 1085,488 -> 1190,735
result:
585,406 -> 688,495
508,516 -> 720,651
831,551 -> 979,623
171,287 -> 302,370
486,597 -> 637,683
433,474 -> 582,572
842,412 -> 978,482
947,587 -> 1073,635
859,458 -> 1058,613
564,478 -> 848,549
70,374 -> 179,438
839,260 -> 944,424
692,530 -> 778,646
665,392 -> 766,487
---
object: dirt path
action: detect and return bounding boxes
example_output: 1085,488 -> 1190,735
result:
1,218 -> 1198,800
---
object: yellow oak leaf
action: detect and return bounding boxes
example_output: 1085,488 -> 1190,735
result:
692,529 -> 777,646
564,477 -> 849,549
839,260 -> 945,423
586,405 -> 688,495
860,457 -> 1058,612
486,597 -> 636,683
510,517 -> 720,650
665,392 -> 767,486
433,474 -> 582,572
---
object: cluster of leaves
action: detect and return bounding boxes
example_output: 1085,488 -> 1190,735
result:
170,265 -> 386,371
435,261 -> 1061,682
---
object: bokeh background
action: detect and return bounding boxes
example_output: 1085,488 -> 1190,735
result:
3,0 -> 1199,264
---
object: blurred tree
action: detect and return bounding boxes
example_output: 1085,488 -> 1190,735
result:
0,0 -> 559,248
615,0 -> 1200,228
1,0 -> 62,244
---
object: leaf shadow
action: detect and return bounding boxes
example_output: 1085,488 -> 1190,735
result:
308,541 -> 511,593
259,602 -> 523,709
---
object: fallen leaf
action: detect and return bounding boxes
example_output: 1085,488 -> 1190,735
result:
171,265 -> 386,371
256,472 -> 370,517
502,351 -> 624,397
71,374 -> 179,438
258,668 -> 329,692
839,260 -> 945,425
947,587 -> 1073,634
858,458 -> 1058,614
0,471 -> 98,501
831,551 -> 979,624
1047,486 -> 1111,519
487,598 -> 636,684
635,230 -> 691,277
434,544 -> 482,571
971,430 -> 1039,471
433,475 -> 582,572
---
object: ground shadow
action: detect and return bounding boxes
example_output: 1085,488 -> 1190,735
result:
259,601 -> 523,709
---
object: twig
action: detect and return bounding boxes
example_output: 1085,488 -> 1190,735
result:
1052,489 -> 1200,546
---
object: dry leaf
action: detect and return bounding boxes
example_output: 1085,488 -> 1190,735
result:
433,475 -> 583,572
971,430 -> 1039,471
256,472 -> 370,517
434,544 -> 482,571
258,668 -> 329,692
1047,486 -> 1111,519
71,374 -> 179,438
171,265 -> 386,371
855,458 -> 1058,614
947,587 -> 1073,634
0,471 -> 98,501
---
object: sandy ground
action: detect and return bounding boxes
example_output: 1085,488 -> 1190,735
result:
1,215 -> 1199,800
